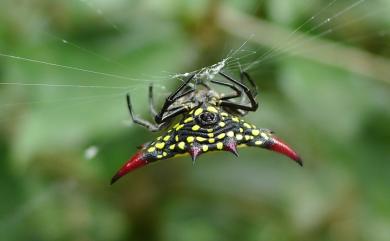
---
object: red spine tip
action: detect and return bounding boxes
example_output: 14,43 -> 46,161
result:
269,137 -> 302,166
110,151 -> 148,185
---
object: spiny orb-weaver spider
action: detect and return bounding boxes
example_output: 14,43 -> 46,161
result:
111,70 -> 302,184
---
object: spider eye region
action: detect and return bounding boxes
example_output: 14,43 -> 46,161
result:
196,111 -> 219,126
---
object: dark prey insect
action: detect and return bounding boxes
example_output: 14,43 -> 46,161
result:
111,70 -> 302,184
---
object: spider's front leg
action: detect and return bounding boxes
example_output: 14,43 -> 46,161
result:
155,74 -> 195,124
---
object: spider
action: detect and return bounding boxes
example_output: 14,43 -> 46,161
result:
111,70 -> 302,184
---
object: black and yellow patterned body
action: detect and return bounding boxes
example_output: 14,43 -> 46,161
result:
111,102 -> 301,184
142,104 -> 271,162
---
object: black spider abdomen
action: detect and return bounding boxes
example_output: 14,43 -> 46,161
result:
197,111 -> 219,126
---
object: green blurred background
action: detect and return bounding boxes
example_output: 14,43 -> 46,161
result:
1,0 -> 390,240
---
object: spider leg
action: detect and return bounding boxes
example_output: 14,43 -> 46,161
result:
127,94 -> 166,132
210,79 -> 242,100
218,100 -> 257,111
219,72 -> 258,111
240,71 -> 258,97
173,87 -> 195,100
158,106 -> 189,123
236,71 -> 258,115
151,82 -> 194,122
155,74 -> 195,123
211,81 -> 247,115
148,84 -> 158,117
168,75 -> 195,100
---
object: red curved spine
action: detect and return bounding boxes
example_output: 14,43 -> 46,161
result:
269,137 -> 302,166
111,151 -> 148,184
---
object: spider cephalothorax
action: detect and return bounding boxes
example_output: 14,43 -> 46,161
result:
111,71 -> 302,184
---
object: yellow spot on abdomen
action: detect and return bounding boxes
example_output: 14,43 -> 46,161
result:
207,133 -> 214,138
218,122 -> 226,127
163,135 -> 171,141
184,117 -> 193,123
261,133 -> 269,140
227,131 -> 235,137
147,147 -> 156,153
176,124 -> 184,131
244,123 -> 251,129
187,136 -> 195,143
255,140 -> 263,145
202,145 -> 209,152
216,142 -> 223,150
196,136 -> 207,142
217,133 -> 226,139
252,130 -> 260,136
207,106 -> 218,113
209,138 -> 215,143
236,134 -> 243,141
194,108 -> 203,116
169,144 -> 176,150
155,142 -> 165,149
192,125 -> 201,131
232,117 -> 239,122
178,142 -> 186,150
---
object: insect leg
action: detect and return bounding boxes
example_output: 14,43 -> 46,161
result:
219,72 -> 258,111
158,106 -> 189,123
219,100 -> 258,111
236,71 -> 257,115
127,94 -> 165,132
240,71 -> 258,97
155,74 -> 195,123
210,79 -> 242,100
148,84 -> 158,117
